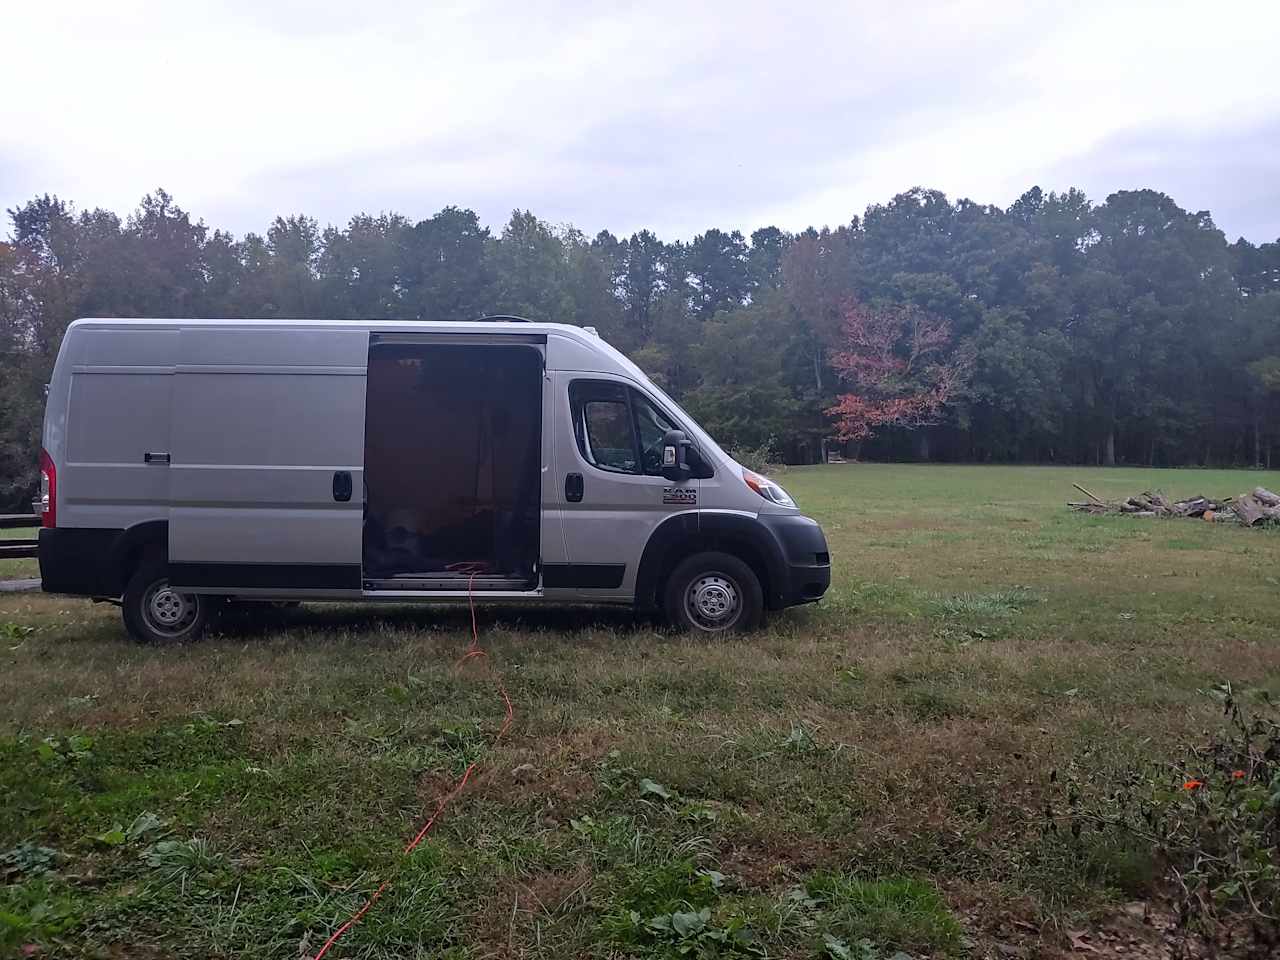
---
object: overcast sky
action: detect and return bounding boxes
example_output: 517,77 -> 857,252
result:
4,0 -> 1278,243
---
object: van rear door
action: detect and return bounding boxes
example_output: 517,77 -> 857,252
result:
167,327 -> 367,592
59,326 -> 177,531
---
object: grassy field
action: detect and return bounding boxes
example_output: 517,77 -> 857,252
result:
3,464 -> 1280,958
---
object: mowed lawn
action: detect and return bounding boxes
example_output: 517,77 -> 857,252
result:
3,464 -> 1280,958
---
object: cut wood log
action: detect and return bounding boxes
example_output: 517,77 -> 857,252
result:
1233,494 -> 1267,526
1067,501 -> 1109,514
1173,496 -> 1213,517
1252,487 -> 1280,507
1072,482 -> 1105,505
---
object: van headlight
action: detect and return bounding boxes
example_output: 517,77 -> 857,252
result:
742,468 -> 796,508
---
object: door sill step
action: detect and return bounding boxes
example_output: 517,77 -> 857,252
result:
363,576 -> 536,592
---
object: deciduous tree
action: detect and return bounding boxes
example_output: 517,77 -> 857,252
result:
826,301 -> 970,442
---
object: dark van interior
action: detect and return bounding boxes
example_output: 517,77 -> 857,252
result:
362,340 -> 542,589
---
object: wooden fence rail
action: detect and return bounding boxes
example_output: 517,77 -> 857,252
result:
0,514 -> 39,560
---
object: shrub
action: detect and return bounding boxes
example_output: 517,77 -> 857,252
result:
726,441 -> 784,476
1046,683 -> 1280,955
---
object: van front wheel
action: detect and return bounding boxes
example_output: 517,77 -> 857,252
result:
663,551 -> 763,633
122,558 -> 214,645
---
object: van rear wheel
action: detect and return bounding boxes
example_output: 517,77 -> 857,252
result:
122,557 -> 214,645
663,551 -> 763,633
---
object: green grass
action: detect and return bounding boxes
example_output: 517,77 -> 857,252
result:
3,464 -> 1280,957
806,873 -> 963,955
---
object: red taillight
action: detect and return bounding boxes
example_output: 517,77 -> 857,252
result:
39,448 -> 56,528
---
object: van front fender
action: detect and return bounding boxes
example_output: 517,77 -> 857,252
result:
633,511 -> 787,610
634,510 -> 831,611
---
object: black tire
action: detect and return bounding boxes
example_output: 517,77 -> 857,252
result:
121,555 -> 214,645
663,551 -> 764,634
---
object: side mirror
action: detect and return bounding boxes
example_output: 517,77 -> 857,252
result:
661,429 -> 692,483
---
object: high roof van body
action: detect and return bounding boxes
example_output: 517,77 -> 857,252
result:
37,318 -> 830,642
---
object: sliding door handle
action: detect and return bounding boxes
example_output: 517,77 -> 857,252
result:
333,470 -> 353,502
565,473 -> 584,503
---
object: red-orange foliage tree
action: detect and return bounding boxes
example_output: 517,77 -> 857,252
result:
826,301 -> 970,442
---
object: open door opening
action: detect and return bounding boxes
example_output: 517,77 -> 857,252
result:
363,341 -> 542,590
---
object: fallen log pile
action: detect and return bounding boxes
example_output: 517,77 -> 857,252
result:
1068,484 -> 1280,526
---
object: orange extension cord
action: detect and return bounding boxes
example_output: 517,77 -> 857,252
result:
312,570 -> 514,959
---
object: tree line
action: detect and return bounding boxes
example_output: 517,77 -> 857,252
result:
2,185 -> 1279,508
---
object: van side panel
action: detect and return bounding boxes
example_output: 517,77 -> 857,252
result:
64,372 -> 173,528
59,327 -> 177,531
168,328 -> 366,580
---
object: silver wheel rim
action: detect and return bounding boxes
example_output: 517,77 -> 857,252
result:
143,580 -> 200,638
685,573 -> 741,632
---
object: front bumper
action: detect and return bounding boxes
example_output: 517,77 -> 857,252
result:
758,513 -> 831,607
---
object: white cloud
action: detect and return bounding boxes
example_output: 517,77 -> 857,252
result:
2,0 -> 1277,240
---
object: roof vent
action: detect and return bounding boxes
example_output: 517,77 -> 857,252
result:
582,326 -> 600,337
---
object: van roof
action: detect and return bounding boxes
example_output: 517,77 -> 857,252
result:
64,315 -> 642,382
68,317 -> 597,337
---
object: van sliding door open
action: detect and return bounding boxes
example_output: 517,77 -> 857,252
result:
362,337 -> 543,592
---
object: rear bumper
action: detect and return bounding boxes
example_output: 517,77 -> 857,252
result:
758,513 -> 831,608
39,527 -> 125,596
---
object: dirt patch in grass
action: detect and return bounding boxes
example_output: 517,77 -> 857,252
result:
718,843 -> 793,890
519,862 -> 594,914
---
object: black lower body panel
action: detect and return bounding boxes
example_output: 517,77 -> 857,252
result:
169,563 -> 361,591
39,527 -> 125,596
541,563 -> 625,589
41,527 -> 363,596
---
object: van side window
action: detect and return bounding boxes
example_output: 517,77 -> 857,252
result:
629,391 -> 714,479
570,379 -> 714,478
573,382 -> 639,474
632,393 -> 676,477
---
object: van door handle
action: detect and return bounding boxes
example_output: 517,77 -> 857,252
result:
143,452 -> 170,464
333,470 -> 353,502
565,473 -> 584,503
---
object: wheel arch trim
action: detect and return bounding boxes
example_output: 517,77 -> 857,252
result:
634,509 -> 788,610
107,520 -> 169,594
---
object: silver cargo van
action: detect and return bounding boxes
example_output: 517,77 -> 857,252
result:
36,318 -> 831,643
